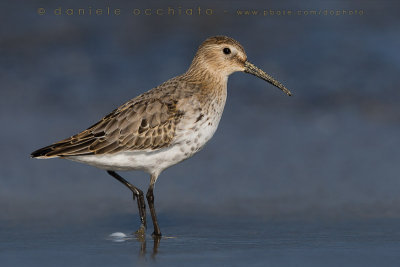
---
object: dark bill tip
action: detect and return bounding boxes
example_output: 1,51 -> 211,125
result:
244,61 -> 292,96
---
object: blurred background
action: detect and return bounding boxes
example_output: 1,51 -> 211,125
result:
1,0 -> 400,227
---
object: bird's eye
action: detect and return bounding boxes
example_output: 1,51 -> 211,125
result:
223,47 -> 231,55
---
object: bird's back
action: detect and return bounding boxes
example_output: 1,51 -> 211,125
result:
31,76 -> 190,159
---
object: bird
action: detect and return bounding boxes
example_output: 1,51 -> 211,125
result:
31,36 -> 292,237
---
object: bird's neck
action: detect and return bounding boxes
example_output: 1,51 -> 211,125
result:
180,67 -> 227,112
184,64 -> 228,89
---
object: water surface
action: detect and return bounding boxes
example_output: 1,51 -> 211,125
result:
2,216 -> 400,266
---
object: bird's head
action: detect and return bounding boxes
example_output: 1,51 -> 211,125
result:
188,36 -> 292,96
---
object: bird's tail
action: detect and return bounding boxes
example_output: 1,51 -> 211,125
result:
31,136 -> 95,159
31,144 -> 61,159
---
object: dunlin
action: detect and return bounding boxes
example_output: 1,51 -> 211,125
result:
31,36 -> 292,237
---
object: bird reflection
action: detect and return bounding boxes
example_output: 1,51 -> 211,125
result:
109,232 -> 161,258
136,235 -> 161,258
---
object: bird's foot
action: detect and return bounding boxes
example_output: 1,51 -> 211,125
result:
134,224 -> 146,240
151,231 -> 162,238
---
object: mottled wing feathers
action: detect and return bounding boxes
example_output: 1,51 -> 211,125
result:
31,88 -> 185,158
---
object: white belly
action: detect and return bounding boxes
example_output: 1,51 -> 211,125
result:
68,145 -> 191,173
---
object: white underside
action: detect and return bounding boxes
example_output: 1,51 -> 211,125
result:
68,144 -> 192,174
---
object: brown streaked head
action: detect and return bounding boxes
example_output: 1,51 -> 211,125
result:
187,36 -> 292,96
188,36 -> 248,77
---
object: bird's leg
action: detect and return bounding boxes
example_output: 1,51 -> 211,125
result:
147,186 -> 161,237
107,171 -> 147,235
147,174 -> 161,237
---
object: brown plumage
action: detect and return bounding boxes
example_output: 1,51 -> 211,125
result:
31,78 -> 188,158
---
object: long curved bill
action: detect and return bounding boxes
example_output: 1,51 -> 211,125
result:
244,61 -> 292,96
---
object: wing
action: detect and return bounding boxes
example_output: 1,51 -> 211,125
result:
31,94 -> 184,158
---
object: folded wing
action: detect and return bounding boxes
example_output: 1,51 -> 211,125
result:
31,96 -> 184,158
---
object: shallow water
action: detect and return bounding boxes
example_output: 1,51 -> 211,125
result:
2,216 -> 400,266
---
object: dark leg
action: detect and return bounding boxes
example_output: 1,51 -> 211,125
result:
147,181 -> 161,237
107,171 -> 147,233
